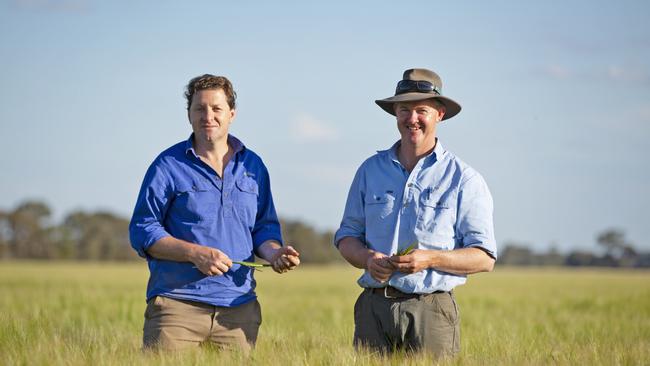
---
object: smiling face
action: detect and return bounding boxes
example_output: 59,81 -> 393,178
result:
188,88 -> 236,144
394,99 -> 446,151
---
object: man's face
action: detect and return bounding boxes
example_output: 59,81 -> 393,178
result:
188,88 -> 236,143
394,99 -> 445,149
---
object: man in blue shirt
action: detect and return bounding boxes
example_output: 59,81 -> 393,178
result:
129,74 -> 300,352
335,68 -> 496,357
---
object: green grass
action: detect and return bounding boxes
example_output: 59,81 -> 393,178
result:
1,262 -> 649,365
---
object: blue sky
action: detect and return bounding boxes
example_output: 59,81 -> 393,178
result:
1,0 -> 649,252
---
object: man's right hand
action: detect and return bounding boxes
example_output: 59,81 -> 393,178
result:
191,246 -> 232,276
366,251 -> 395,283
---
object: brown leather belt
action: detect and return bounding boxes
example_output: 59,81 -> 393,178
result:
369,286 -> 446,299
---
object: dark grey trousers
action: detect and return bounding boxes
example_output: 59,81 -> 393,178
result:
353,288 -> 460,357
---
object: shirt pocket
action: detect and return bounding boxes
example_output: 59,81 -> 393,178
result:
416,193 -> 456,242
172,182 -> 219,223
233,176 -> 259,226
364,191 -> 396,241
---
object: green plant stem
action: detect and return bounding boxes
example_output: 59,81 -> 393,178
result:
233,261 -> 272,268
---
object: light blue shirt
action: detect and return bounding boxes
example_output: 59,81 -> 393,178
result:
334,140 -> 497,293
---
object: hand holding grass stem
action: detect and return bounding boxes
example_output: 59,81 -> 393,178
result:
395,242 -> 417,256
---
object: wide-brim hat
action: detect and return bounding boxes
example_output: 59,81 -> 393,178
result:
375,68 -> 461,121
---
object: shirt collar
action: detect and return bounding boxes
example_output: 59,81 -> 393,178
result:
431,139 -> 446,160
379,138 -> 446,163
184,133 -> 246,157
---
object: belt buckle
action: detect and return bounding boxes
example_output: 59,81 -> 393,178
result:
383,286 -> 397,299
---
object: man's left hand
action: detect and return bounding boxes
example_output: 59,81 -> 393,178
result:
389,249 -> 433,273
270,245 -> 301,273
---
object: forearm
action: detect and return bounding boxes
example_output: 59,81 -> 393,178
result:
338,237 -> 374,269
339,236 -> 395,282
426,247 -> 495,275
146,236 -> 202,264
256,240 -> 282,262
147,236 -> 233,276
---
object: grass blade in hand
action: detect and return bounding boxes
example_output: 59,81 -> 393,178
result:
233,261 -> 272,270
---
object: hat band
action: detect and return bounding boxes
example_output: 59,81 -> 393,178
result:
395,80 -> 441,96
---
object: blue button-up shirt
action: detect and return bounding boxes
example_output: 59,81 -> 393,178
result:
129,134 -> 282,307
334,140 -> 496,293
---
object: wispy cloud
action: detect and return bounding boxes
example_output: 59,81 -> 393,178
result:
606,66 -> 650,85
539,64 -> 572,80
289,113 -> 340,143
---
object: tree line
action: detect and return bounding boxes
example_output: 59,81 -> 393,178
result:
499,229 -> 650,268
0,200 -> 342,263
1,200 -> 648,267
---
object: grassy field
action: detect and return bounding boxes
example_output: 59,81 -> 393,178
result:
0,262 -> 648,365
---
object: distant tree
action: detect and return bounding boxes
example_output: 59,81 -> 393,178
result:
597,229 -> 627,255
537,244 -> 565,266
596,228 -> 638,267
498,242 -> 535,265
61,211 -> 137,261
280,219 -> 341,263
0,210 -> 9,258
635,253 -> 650,268
6,201 -> 54,259
565,250 -> 596,266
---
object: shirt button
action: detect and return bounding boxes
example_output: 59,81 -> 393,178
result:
224,192 -> 229,197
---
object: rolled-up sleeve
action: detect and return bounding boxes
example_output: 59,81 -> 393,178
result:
456,171 -> 497,259
334,165 -> 367,247
129,161 -> 174,259
251,165 -> 283,250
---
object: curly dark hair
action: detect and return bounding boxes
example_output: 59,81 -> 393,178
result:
184,74 -> 237,111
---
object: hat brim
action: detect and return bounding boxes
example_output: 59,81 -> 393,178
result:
375,93 -> 461,121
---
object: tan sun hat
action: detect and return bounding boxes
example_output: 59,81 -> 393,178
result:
375,68 -> 462,121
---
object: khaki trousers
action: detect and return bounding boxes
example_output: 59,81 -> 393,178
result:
353,288 -> 460,357
143,296 -> 261,353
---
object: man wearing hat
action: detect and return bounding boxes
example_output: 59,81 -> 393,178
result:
334,68 -> 497,357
